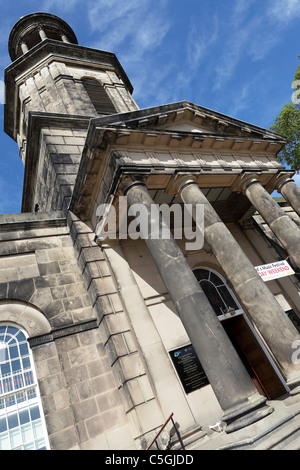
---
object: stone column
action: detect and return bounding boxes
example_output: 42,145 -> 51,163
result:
174,175 -> 300,395
37,26 -> 47,41
122,177 -> 270,433
239,174 -> 300,268
275,173 -> 300,218
20,41 -> 29,54
60,31 -> 70,43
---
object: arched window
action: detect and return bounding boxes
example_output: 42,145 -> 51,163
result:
82,78 -> 117,114
194,268 -> 241,318
0,324 -> 49,450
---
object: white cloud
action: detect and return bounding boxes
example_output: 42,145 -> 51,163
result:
213,25 -> 250,90
88,0 -> 171,53
186,14 -> 218,69
88,0 -> 143,34
210,1 -> 260,90
39,0 -> 81,11
228,82 -> 252,117
87,0 -> 171,104
268,0 -> 300,23
247,0 -> 300,61
0,81 -> 5,105
212,0 -> 300,91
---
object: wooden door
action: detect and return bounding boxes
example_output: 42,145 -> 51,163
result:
223,316 -> 286,400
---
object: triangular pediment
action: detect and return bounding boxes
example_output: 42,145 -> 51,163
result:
70,100 -> 287,219
90,100 -> 286,142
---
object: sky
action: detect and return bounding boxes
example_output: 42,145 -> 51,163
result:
0,0 -> 300,214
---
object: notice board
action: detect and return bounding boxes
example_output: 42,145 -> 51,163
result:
169,344 -> 209,394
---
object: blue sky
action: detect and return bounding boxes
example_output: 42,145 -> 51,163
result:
0,0 -> 300,214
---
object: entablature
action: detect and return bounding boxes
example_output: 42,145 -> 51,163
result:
70,122 -> 289,226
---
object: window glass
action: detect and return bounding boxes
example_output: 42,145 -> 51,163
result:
194,269 -> 209,282
218,285 -> 238,310
199,280 -> 226,315
0,324 -> 49,450
194,268 -> 240,316
209,271 -> 224,287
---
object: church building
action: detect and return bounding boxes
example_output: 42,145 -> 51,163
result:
1,12 -> 300,450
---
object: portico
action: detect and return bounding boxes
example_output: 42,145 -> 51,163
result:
70,101 -> 300,438
172,173 -> 300,393
121,176 -> 270,433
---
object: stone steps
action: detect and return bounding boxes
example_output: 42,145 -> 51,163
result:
253,415 -> 300,450
195,398 -> 300,450
170,426 -> 209,450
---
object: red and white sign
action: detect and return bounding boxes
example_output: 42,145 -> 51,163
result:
254,260 -> 295,282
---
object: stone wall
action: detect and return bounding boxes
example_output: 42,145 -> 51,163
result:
0,212 -> 90,328
0,210 -> 184,450
0,212 -> 136,450
68,212 -> 173,449
1,205 -> 300,449
32,125 -> 86,213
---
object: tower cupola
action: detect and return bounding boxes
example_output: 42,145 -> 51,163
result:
8,12 -> 78,61
4,12 -> 138,213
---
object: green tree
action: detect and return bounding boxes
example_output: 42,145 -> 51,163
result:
270,61 -> 300,171
270,102 -> 300,171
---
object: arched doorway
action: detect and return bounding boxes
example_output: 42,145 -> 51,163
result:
193,267 -> 287,400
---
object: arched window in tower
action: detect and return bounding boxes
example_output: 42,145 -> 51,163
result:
82,78 -> 117,114
194,268 -> 241,317
0,324 -> 49,450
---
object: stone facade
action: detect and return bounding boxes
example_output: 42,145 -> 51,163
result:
1,13 -> 300,451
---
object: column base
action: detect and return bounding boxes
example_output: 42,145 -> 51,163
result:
222,395 -> 273,433
286,372 -> 300,396
290,387 -> 300,397
225,405 -> 274,433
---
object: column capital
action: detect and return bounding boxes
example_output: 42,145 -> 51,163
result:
172,174 -> 197,195
233,173 -> 260,194
274,172 -> 295,192
119,175 -> 147,195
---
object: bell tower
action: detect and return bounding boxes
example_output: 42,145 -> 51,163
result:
4,12 -> 138,213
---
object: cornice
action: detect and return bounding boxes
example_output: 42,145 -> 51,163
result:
87,101 -> 287,143
70,119 -> 286,219
0,211 -> 66,232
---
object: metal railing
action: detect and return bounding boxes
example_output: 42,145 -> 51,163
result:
146,413 -> 185,450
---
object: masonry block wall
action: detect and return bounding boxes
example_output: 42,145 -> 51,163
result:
67,212 -> 170,449
0,211 -> 137,449
0,210 -> 172,449
32,125 -> 87,213
14,57 -> 138,166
